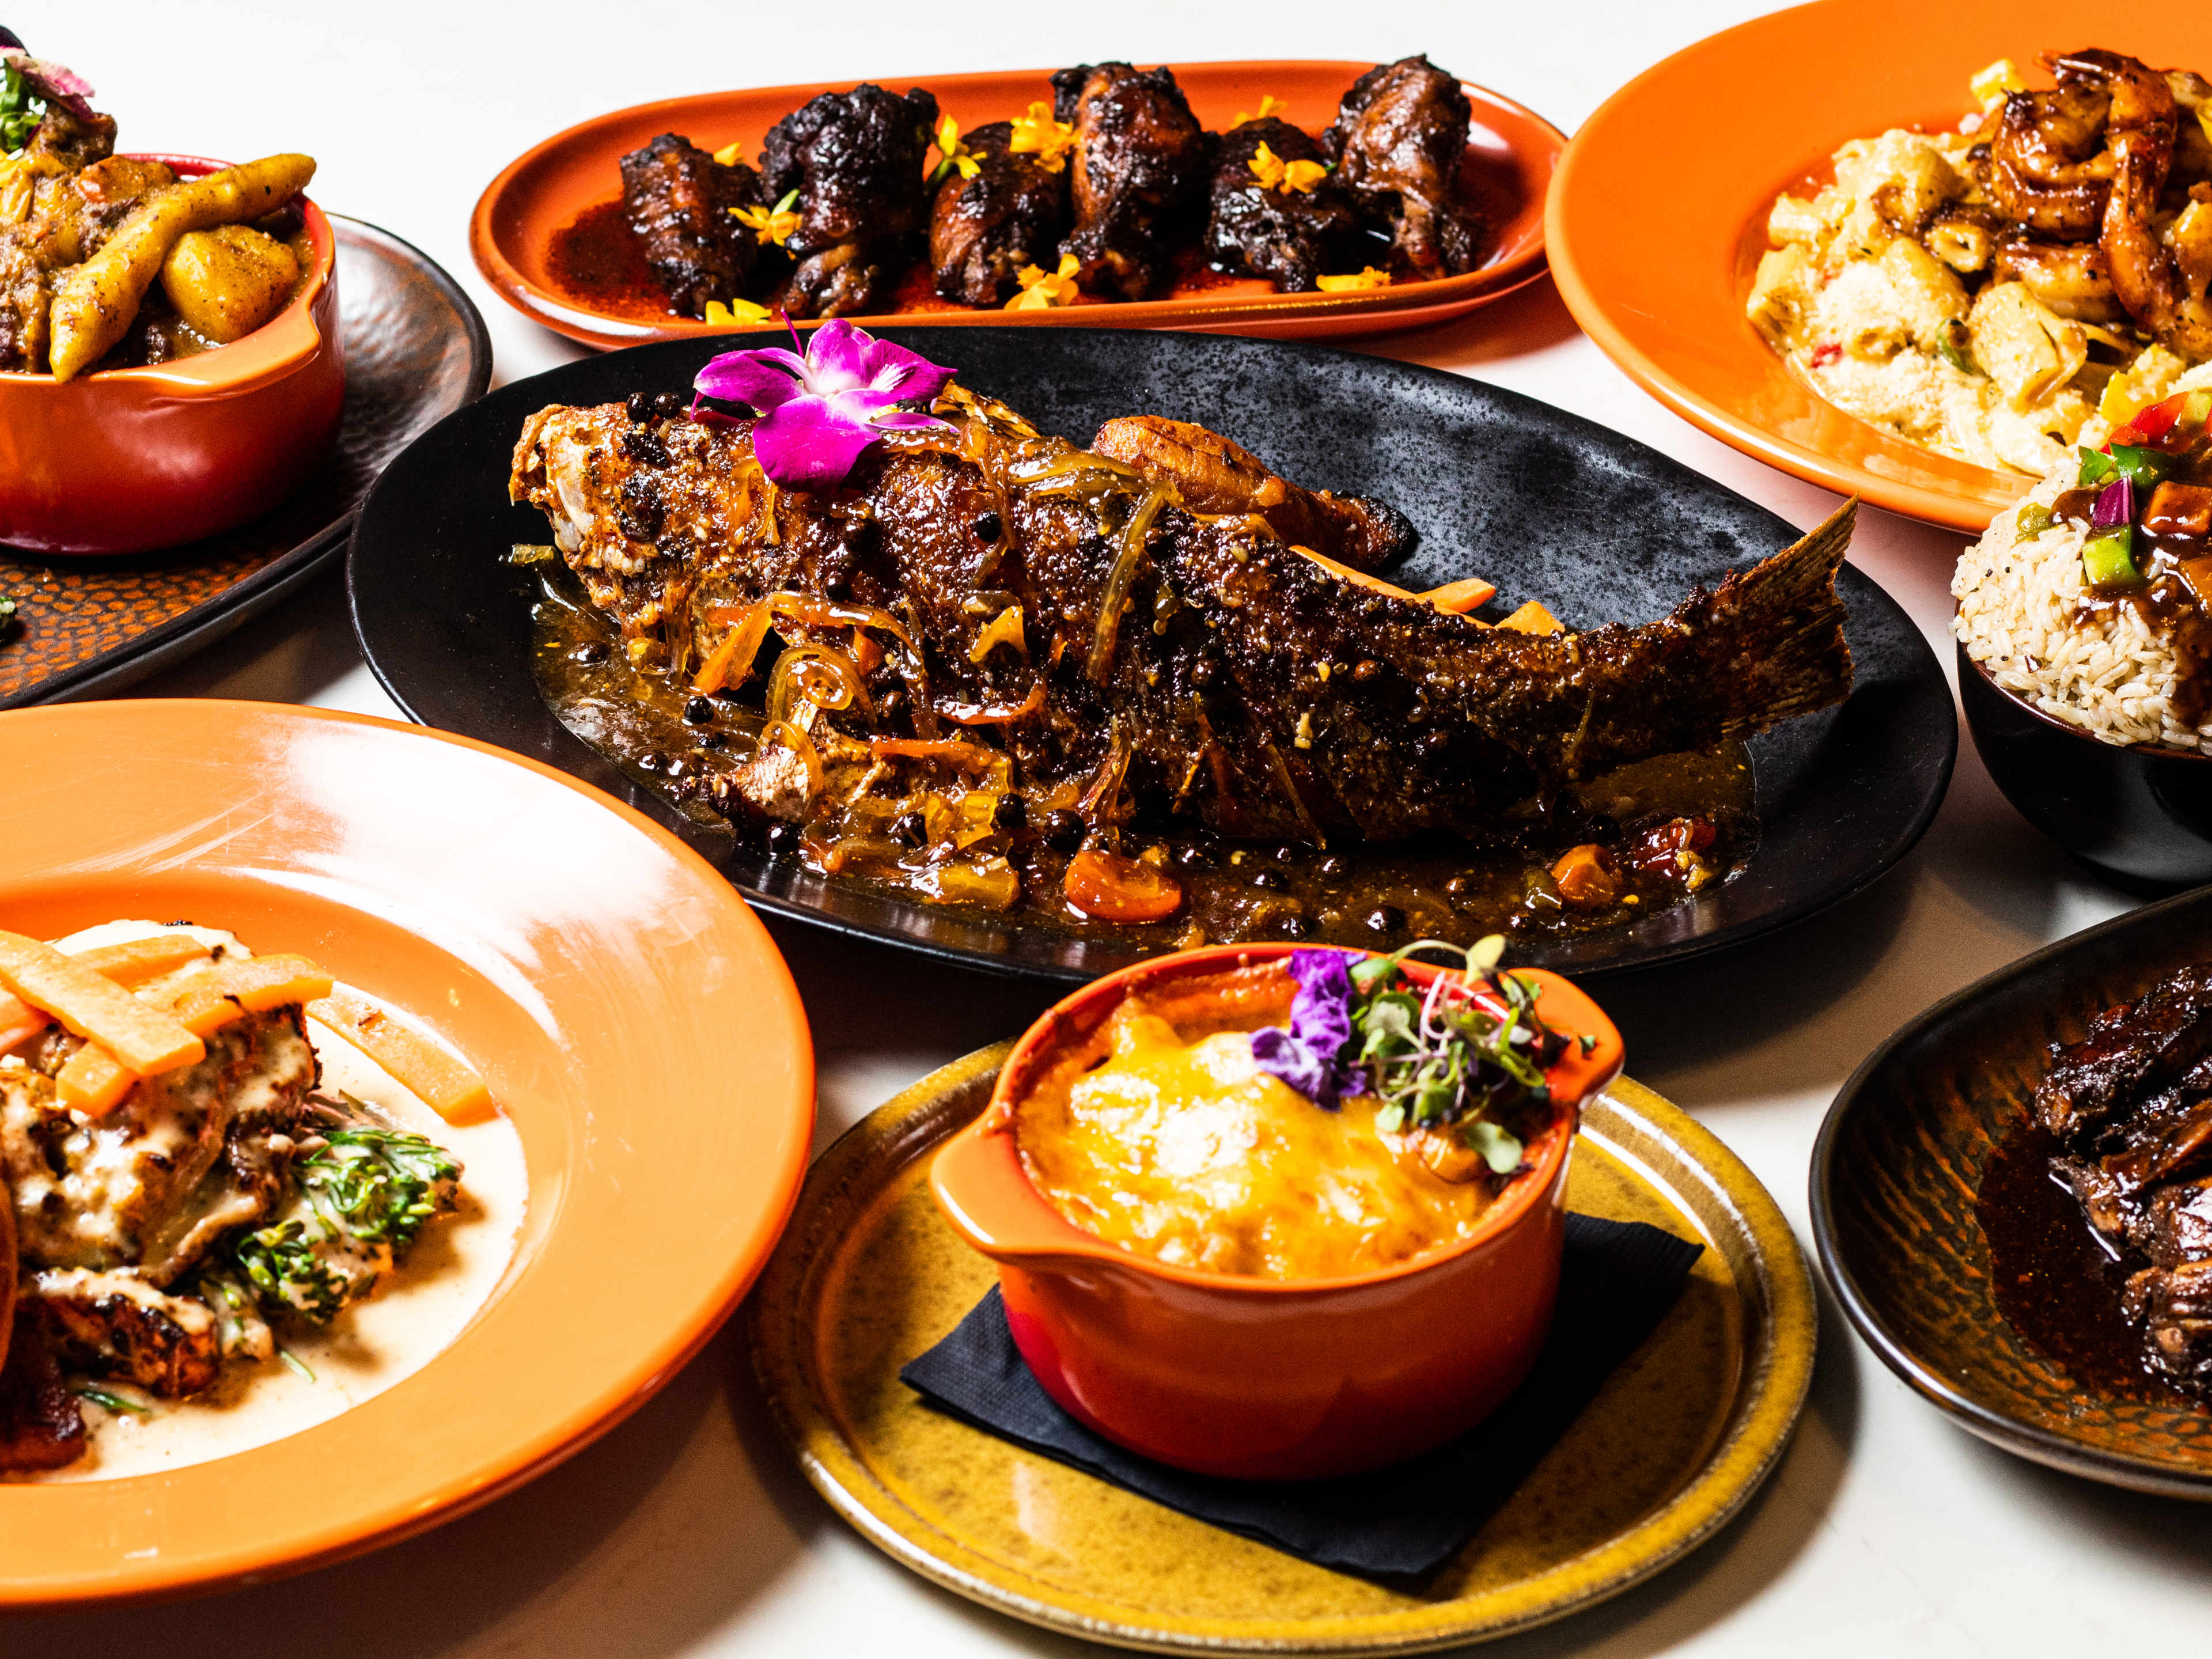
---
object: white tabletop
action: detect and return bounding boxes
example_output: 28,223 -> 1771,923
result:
11,1 -> 2204,1652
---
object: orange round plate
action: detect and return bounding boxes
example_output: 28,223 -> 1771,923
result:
0,700 -> 813,1608
1546,0 -> 2212,532
469,61 -> 1562,348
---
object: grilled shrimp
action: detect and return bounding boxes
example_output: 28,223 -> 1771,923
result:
1992,234 -> 2126,323
1990,64 -> 2114,240
2069,48 -> 2212,358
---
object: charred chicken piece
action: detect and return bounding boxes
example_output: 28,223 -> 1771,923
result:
32,1268 -> 223,1399
1324,55 -> 1486,280
0,1308 -> 85,1473
1202,116 -> 1365,293
929,120 -> 1071,306
760,84 -> 940,319
1089,415 -> 1414,571
1052,62 -> 1206,300
619,132 -> 765,320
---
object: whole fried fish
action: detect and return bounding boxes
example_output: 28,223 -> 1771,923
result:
510,389 -> 1853,842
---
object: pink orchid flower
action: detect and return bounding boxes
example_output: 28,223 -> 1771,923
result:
692,319 -> 954,493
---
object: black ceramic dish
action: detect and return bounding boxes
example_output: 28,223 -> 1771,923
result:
349,328 -> 1953,985
1813,885 -> 2212,1497
0,218 -> 492,709
1959,646 -> 2212,895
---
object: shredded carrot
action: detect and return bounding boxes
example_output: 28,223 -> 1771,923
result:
68,934 -> 213,986
937,683 -> 1047,725
1422,577 -> 1497,615
1497,600 -> 1565,636
306,988 -> 495,1126
1289,544 -> 1422,604
161,955 -> 336,1037
56,1041 -> 135,1118
0,931 -> 204,1075
870,736 -> 1005,771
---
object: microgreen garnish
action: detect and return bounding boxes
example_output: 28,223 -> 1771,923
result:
71,1384 -> 150,1416
1252,935 -> 1571,1177
278,1346 -> 317,1383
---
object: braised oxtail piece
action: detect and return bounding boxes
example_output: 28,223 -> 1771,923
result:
930,121 -> 1071,306
761,83 -> 940,318
1324,54 -> 1486,279
1052,62 -> 1206,300
618,134 -> 765,320
1202,117 -> 1365,293
509,387 -> 1854,848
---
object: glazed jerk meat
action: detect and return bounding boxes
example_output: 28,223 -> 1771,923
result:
929,121 -> 1070,306
1324,54 -> 1486,281
618,133 -> 764,319
1203,117 -> 1365,293
760,82 -> 939,319
1052,62 -> 1207,300
2040,963 -> 2212,1389
511,387 -> 1853,872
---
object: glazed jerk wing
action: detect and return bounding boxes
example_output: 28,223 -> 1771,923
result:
619,133 -> 764,319
930,121 -> 1071,305
511,392 -> 1854,844
1052,62 -> 1206,300
1202,116 -> 1365,293
1324,55 -> 1486,280
760,83 -> 939,319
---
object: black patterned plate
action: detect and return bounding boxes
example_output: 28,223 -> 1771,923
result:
1815,885 -> 2212,1495
349,328 -> 1952,984
0,218 -> 491,707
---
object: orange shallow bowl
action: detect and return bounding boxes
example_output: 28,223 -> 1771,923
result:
1546,0 -> 2212,533
930,944 -> 1623,1481
0,156 -> 344,556
0,700 -> 813,1609
469,61 -> 1563,349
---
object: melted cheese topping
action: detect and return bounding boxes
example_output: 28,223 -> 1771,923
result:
1015,999 -> 1502,1280
3,922 -> 527,1484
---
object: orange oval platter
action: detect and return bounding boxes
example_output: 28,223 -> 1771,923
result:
471,60 -> 1563,349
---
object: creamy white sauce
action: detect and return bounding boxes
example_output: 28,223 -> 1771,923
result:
5,922 -> 527,1483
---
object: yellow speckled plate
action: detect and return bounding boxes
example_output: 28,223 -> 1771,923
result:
747,1045 -> 1815,1654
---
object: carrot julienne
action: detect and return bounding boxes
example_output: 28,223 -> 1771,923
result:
0,930 -> 205,1075
306,987 -> 495,1126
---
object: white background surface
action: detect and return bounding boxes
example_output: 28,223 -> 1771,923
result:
6,2 -> 2196,1653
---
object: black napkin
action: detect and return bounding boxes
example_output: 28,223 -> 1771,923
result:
900,1213 -> 1702,1580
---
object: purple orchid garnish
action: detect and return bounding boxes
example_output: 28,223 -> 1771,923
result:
691,318 -> 953,493
1252,949 -> 1365,1108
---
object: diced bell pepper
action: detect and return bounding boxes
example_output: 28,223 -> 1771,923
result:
2082,526 -> 2142,592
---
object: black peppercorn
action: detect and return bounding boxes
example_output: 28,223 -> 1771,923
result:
625,391 -> 653,425
891,810 -> 928,848
1040,809 -> 1085,851
697,732 -> 726,751
1365,904 -> 1406,934
993,794 -> 1027,831
971,510 -> 1003,544
650,391 -> 684,420
684,695 -> 716,724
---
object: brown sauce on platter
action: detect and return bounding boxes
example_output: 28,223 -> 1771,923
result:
528,569 -> 1756,956
1978,1120 -> 2204,1411
546,199 -> 670,319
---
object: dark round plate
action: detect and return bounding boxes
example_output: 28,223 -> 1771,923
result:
348,328 -> 1952,985
1,217 -> 491,707
1812,886 -> 2212,1497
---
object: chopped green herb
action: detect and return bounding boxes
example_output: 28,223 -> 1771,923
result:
71,1384 -> 150,1416
277,1345 -> 317,1383
0,64 -> 46,156
1936,320 -> 1974,375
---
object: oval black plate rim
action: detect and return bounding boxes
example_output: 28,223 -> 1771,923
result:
1809,882 -> 2212,1495
11,217 -> 492,710
349,324 -> 1952,987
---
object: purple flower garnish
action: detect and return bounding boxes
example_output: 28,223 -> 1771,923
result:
1252,948 -> 1363,1108
691,318 -> 953,493
1,50 -> 97,117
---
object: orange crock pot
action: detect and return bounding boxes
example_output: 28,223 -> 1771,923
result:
930,943 -> 1624,1480
0,155 -> 343,555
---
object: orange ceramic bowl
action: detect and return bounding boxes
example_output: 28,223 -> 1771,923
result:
1546,0 -> 2212,532
930,944 -> 1623,1480
0,156 -> 344,555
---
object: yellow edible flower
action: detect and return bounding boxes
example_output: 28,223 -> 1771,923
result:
703,297 -> 775,327
1316,267 -> 1391,293
1008,102 -> 1078,173
1969,58 -> 2025,112
934,115 -> 982,181
1231,94 -> 1285,128
1248,142 -> 1328,195
711,141 -> 745,168
731,189 -> 802,247
1006,253 -> 1080,310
